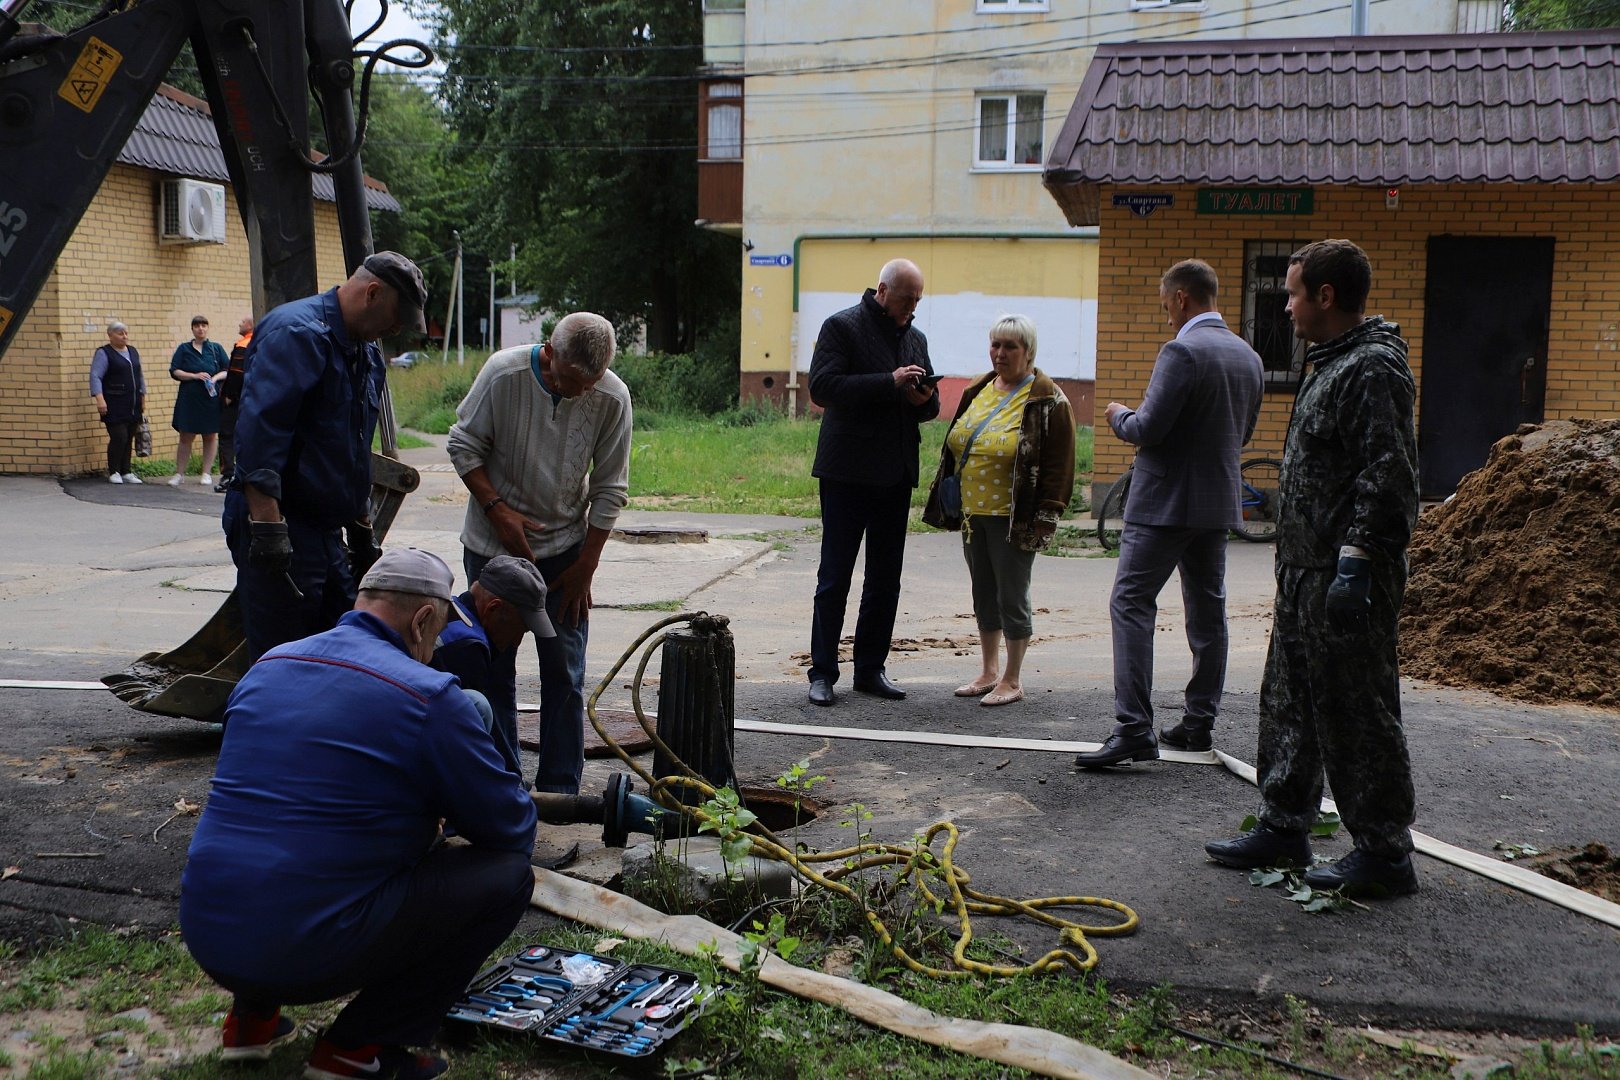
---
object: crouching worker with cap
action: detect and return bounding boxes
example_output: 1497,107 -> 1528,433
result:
180,549 -> 537,1079
432,555 -> 556,780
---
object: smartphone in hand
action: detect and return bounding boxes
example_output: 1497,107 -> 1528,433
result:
914,373 -> 945,387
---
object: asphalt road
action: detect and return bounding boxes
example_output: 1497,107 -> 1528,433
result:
2,458 -> 1616,1036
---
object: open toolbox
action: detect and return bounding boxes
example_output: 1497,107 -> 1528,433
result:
447,945 -> 712,1058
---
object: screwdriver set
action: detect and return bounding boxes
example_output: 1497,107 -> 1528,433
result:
447,945 -> 713,1058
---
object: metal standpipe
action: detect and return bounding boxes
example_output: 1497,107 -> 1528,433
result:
653,615 -> 737,805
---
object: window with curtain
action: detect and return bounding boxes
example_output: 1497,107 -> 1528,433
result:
705,82 -> 742,160
975,92 -> 1045,168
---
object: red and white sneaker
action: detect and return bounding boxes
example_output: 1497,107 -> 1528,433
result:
304,1039 -> 449,1080
220,1008 -> 297,1061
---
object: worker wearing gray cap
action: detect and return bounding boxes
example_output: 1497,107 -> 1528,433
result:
223,251 -> 430,662
432,554 -> 556,779
181,548 -> 535,1078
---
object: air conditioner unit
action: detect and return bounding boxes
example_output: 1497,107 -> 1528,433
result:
159,179 -> 227,245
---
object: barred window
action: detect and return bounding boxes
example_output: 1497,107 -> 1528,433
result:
1242,240 -> 1307,390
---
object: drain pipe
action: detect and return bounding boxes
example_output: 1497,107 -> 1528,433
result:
1351,0 -> 1368,34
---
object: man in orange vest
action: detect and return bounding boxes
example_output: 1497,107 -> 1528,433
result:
216,315 -> 253,493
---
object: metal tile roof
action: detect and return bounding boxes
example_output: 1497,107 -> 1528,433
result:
117,86 -> 402,212
1043,29 -> 1620,226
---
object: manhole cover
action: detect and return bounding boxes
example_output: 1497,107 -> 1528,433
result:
518,708 -> 655,757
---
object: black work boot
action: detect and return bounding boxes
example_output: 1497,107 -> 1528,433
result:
1204,822 -> 1312,869
1303,849 -> 1418,897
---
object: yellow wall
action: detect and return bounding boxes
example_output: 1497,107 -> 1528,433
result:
0,163 -> 347,474
730,0 -> 1465,379
1091,182 -> 1620,492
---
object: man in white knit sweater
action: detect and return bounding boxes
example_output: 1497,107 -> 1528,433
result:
447,313 -> 632,793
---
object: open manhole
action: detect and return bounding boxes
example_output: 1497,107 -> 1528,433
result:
739,785 -> 824,832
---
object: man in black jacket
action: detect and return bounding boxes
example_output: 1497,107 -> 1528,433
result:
806,259 -> 940,706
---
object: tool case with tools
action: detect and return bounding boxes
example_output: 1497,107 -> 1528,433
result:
447,945 -> 713,1058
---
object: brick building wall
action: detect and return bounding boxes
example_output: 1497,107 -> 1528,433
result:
1089,183 -> 1620,498
0,163 -> 347,474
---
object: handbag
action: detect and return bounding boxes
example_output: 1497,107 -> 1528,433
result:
135,415 -> 153,458
942,375 -> 1034,519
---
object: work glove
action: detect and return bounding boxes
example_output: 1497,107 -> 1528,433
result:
1324,555 -> 1372,634
345,519 -> 382,580
247,520 -> 293,576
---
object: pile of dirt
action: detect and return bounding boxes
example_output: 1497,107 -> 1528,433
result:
1523,843 -> 1620,904
1400,418 -> 1620,707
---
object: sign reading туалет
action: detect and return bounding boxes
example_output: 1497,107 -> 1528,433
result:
1196,188 -> 1314,215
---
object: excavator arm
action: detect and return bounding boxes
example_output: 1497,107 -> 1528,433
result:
0,0 -> 428,718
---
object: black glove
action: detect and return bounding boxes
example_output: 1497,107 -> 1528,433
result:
1324,555 -> 1372,634
248,520 -> 293,576
346,520 -> 382,580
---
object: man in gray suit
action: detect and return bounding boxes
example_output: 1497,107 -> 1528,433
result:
1076,259 -> 1264,768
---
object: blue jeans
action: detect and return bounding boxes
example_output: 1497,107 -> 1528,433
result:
464,546 -> 587,794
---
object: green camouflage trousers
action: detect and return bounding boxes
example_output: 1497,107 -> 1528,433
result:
1256,563 -> 1415,857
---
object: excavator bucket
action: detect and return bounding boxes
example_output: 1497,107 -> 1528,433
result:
100,452 -> 420,721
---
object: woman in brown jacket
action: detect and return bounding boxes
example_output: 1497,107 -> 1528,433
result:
922,315 -> 1075,706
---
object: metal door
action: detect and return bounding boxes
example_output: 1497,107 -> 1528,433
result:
1419,236 -> 1554,497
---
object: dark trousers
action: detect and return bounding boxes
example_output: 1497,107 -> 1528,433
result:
214,846 -> 533,1047
465,546 -> 587,794
223,493 -> 356,663
1256,563 -> 1415,857
218,402 -> 239,477
1109,523 -> 1229,735
105,420 -> 137,476
810,477 -> 912,684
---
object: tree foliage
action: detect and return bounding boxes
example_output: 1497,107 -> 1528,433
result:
429,0 -> 739,354
356,73 -> 488,321
1503,0 -> 1620,29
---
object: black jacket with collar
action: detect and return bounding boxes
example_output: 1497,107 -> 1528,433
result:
808,290 -> 940,487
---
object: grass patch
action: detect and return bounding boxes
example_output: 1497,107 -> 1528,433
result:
626,416 -> 1093,521
383,352 -> 489,434
3,920 -> 1616,1078
614,598 -> 685,612
371,429 -> 431,451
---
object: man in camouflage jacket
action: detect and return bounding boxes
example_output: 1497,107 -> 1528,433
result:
1206,240 -> 1422,899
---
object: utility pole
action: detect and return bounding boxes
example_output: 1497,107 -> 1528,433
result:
488,263 -> 496,351
441,230 -> 461,367
455,231 -> 465,366
509,242 -> 517,299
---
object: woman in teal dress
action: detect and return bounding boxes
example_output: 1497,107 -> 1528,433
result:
168,314 -> 228,487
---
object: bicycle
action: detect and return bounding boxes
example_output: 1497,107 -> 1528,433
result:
1094,456 -> 1284,551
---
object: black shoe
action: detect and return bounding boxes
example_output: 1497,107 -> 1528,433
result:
852,671 -> 905,700
1303,848 -> 1418,897
1204,822 -> 1312,869
808,678 -> 836,707
1073,730 -> 1158,768
1158,720 -> 1213,752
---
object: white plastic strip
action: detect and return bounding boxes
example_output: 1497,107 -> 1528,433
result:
0,680 -> 106,690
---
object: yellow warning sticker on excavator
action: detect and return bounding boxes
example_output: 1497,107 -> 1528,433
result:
58,37 -> 122,114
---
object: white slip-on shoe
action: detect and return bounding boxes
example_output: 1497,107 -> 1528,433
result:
123,473 -> 143,484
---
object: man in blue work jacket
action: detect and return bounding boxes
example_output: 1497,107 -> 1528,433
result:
223,252 -> 428,661
432,554 -> 557,781
180,548 -> 538,1080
